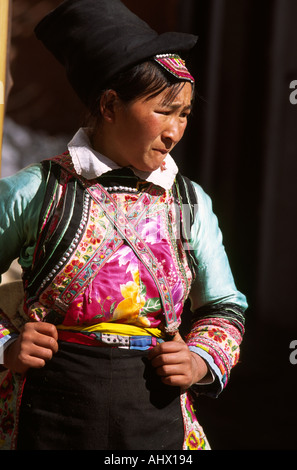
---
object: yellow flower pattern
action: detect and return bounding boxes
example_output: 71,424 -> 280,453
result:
113,270 -> 149,327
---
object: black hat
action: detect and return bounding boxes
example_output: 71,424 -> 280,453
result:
35,0 -> 198,108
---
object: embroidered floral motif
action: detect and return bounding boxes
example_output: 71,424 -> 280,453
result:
180,391 -> 210,450
86,224 -> 102,245
0,372 -> 24,450
186,430 -> 206,450
207,328 -> 227,343
0,374 -> 14,401
113,269 -> 148,326
65,259 -> 84,274
186,319 -> 242,389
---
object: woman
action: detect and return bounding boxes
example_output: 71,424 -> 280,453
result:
0,0 -> 247,450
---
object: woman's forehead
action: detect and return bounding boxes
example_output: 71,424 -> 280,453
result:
153,82 -> 193,107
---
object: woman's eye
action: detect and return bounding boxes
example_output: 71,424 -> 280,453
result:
155,109 -> 191,118
181,110 -> 192,119
156,110 -> 170,115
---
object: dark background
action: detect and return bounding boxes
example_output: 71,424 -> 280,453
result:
5,0 -> 297,450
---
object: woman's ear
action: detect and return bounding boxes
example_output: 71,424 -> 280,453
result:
99,89 -> 119,123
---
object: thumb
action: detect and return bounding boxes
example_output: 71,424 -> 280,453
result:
171,331 -> 185,343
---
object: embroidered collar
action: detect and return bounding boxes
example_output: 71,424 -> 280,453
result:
67,128 -> 178,190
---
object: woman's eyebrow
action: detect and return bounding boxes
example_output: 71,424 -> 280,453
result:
159,102 -> 193,111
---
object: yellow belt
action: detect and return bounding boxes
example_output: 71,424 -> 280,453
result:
57,322 -> 165,339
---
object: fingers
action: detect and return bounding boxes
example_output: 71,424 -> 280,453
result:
148,338 -> 186,361
149,348 -> 187,368
148,337 -> 209,388
22,322 -> 59,354
33,321 -> 59,341
4,322 -> 59,374
148,341 -> 193,387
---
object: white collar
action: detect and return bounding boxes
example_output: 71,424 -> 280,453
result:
67,128 -> 178,190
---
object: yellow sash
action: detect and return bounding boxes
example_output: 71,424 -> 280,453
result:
57,322 -> 165,339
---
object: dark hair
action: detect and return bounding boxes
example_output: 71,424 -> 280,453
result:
86,60 -> 195,123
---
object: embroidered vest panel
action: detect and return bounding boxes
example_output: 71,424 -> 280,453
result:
24,155 -> 193,333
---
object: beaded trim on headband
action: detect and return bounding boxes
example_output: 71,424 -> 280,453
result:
154,54 -> 195,84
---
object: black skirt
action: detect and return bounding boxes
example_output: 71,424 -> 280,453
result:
17,341 -> 184,450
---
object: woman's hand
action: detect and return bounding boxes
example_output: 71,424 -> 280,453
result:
148,332 -> 209,389
3,322 -> 59,375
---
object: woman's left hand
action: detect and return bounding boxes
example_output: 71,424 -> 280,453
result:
148,332 -> 209,389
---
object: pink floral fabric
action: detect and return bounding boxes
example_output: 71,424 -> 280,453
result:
27,183 -> 192,332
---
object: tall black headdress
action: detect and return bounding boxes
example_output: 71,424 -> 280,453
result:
35,0 -> 198,108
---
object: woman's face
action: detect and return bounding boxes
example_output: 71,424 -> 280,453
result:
96,82 -> 193,172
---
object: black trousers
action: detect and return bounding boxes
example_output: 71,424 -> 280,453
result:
17,341 -> 184,450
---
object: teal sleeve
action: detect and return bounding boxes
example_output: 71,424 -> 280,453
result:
0,164 -> 46,279
188,182 -> 248,312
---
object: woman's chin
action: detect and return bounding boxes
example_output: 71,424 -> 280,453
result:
133,159 -> 166,173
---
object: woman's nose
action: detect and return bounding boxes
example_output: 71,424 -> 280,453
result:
162,119 -> 186,148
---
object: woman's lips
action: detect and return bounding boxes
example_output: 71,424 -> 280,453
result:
154,148 -> 168,155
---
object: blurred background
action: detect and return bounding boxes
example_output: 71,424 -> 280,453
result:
1,0 -> 297,450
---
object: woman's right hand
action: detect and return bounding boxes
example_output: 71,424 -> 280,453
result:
3,322 -> 59,374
